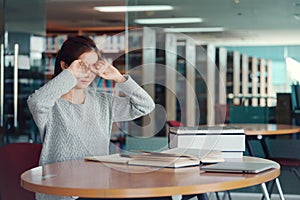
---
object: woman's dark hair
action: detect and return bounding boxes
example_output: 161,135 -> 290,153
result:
54,35 -> 100,77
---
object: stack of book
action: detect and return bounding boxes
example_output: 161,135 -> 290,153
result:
168,126 -> 245,158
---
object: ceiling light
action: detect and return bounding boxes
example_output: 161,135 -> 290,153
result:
94,5 -> 173,12
134,17 -> 203,24
165,27 -> 224,33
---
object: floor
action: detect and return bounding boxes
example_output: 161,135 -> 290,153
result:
172,192 -> 300,200
208,192 -> 300,200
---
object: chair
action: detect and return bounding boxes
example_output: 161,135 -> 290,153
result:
167,120 -> 184,127
0,142 -> 42,200
271,157 -> 300,179
263,157 -> 300,200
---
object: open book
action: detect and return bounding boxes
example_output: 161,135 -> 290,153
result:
85,148 -> 224,168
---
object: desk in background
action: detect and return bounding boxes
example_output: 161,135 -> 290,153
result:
228,123 -> 300,158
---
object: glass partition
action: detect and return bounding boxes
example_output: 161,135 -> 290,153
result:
0,0 -> 46,144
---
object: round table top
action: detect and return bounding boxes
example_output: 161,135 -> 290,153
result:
21,156 -> 280,198
228,123 -> 300,136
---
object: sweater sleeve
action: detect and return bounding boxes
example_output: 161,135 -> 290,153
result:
110,75 -> 155,122
27,70 -> 77,132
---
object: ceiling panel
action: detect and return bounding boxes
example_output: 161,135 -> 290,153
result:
45,0 -> 300,45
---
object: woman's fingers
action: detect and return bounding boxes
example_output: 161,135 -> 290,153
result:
68,60 -> 91,78
79,60 -> 91,74
93,59 -> 109,75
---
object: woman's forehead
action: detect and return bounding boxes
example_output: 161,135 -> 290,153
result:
79,51 -> 98,63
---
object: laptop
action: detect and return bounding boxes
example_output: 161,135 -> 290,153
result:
201,162 -> 276,174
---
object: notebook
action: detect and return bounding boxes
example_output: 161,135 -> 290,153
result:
201,162 -> 276,174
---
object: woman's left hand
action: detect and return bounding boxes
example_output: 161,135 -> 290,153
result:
91,59 -> 126,83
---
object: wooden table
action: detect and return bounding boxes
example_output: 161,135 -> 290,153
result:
21,156 -> 280,199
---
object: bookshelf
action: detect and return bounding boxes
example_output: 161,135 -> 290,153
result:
260,58 -> 267,106
165,33 -> 177,123
241,54 -> 249,106
176,40 -> 187,124
226,51 -> 234,103
267,59 -> 273,107
175,39 -> 199,126
126,27 -> 157,137
217,49 -> 275,124
251,57 -> 259,106
195,44 -> 218,125
233,51 -> 241,105
214,47 -> 228,124
149,31 -> 179,136
185,39 -> 197,126
206,45 -> 216,125
223,51 -> 273,108
216,47 -> 227,105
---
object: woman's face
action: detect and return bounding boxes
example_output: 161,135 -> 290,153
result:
75,51 -> 98,89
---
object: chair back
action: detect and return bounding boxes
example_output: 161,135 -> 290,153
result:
0,142 -> 42,200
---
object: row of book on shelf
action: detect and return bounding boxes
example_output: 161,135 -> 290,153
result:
85,125 -> 245,168
46,34 -> 125,53
96,78 -> 115,93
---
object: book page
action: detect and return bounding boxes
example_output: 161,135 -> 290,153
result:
162,148 -> 224,163
85,154 -> 131,164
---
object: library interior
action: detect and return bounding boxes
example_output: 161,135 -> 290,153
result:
1,0 -> 300,200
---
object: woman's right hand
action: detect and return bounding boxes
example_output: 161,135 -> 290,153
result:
91,59 -> 126,83
67,60 -> 91,78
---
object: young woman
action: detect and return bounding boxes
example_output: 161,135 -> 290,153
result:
27,36 -> 155,200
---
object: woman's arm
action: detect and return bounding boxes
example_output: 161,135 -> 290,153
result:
27,70 -> 77,129
91,60 -> 155,121
110,75 -> 155,122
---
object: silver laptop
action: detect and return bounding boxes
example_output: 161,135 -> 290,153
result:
201,162 -> 276,174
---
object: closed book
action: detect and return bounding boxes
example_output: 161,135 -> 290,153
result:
169,126 -> 244,134
169,126 -> 245,152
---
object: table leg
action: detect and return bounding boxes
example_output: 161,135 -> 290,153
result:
275,178 -> 285,200
246,137 -> 255,156
260,182 -> 271,200
260,137 -> 271,158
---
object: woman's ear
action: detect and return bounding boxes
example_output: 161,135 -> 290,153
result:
60,61 -> 68,70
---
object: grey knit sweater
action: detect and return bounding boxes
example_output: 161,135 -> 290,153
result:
27,70 -> 155,200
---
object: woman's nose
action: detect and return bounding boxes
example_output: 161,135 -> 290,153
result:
86,70 -> 95,78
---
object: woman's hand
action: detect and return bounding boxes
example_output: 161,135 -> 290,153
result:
67,60 -> 92,79
91,59 -> 126,83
